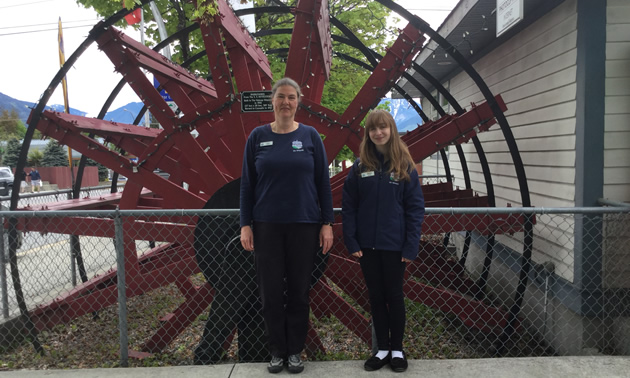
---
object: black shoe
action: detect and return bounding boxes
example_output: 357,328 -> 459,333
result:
267,356 -> 284,373
364,353 -> 390,371
390,352 -> 408,372
287,354 -> 304,374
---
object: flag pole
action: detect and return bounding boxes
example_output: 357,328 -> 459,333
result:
58,17 -> 76,189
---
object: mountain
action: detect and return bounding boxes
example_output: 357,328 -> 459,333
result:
378,98 -> 423,132
2,91 -> 423,131
0,92 -> 37,124
0,92 -> 86,124
0,92 -> 144,125
102,102 -> 145,124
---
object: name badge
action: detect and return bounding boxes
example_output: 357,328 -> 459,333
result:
361,171 -> 375,178
260,141 -> 273,147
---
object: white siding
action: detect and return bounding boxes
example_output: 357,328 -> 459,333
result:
604,0 -> 630,289
449,0 -> 578,208
605,0 -> 630,202
421,0 -> 579,282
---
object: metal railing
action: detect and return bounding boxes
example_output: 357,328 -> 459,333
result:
0,184 -> 126,210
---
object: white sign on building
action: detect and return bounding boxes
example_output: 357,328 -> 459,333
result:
496,0 -> 524,37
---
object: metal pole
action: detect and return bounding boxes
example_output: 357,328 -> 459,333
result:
68,188 -> 77,286
598,198 -> 630,207
70,246 -> 77,286
0,215 -> 8,319
149,1 -> 172,60
114,209 -> 129,367
140,8 -> 150,128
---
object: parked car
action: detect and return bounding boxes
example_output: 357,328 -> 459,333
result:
0,168 -> 14,196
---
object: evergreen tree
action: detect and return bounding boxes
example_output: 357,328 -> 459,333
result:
3,138 -> 22,169
28,150 -> 44,167
32,128 -> 44,140
86,158 -> 109,181
41,140 -> 69,167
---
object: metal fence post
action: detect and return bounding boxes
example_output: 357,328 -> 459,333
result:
114,208 -> 128,367
0,214 -> 8,319
70,243 -> 77,287
67,191 -> 77,287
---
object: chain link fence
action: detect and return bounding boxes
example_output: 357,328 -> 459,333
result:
0,205 -> 628,368
0,184 -> 126,211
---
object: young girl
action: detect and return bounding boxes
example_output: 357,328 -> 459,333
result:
342,109 -> 425,372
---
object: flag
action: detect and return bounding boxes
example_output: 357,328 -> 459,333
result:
123,1 -> 142,25
57,17 -> 70,115
58,18 -> 74,172
125,9 -> 142,25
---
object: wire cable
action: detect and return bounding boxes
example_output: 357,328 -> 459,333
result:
0,24 -> 95,37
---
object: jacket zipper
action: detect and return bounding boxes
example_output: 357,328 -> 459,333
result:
372,169 -> 382,249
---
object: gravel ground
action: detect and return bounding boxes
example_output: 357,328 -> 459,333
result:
0,274 -> 552,370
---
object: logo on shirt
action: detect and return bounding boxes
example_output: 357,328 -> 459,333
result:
389,172 -> 401,185
292,140 -> 304,152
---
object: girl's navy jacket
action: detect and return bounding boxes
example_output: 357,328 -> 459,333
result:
342,157 -> 425,261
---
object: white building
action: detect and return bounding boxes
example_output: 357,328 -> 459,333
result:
397,0 -> 630,355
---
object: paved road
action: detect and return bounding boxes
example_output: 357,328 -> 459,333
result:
1,231 -> 151,319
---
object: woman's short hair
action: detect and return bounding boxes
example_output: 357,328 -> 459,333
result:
271,77 -> 302,100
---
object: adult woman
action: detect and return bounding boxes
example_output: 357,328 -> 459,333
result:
342,109 -> 424,373
240,77 -> 334,374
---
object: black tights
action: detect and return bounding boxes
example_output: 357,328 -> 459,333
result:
360,248 -> 407,351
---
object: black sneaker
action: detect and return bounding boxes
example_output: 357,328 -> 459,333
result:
390,352 -> 408,373
364,353 -> 390,371
267,356 -> 284,373
287,354 -> 304,374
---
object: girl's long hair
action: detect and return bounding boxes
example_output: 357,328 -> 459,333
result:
359,109 -> 415,181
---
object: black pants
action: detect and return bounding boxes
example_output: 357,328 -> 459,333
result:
360,248 -> 407,351
253,221 -> 320,357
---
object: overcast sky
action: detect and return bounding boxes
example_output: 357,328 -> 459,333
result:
0,0 -> 458,118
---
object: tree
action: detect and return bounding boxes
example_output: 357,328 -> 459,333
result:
77,0 -> 395,103
41,140 -> 69,167
2,138 -> 22,169
252,0 -> 396,114
86,158 -> 109,181
32,128 -> 44,140
28,150 -> 44,167
0,108 -> 27,141
78,0 -> 217,74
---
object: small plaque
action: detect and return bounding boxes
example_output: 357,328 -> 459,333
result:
241,91 -> 273,113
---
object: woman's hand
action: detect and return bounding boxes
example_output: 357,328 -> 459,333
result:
320,224 -> 334,254
352,250 -> 363,258
402,257 -> 411,263
240,226 -> 254,251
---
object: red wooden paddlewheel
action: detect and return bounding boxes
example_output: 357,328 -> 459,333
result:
14,0 -> 531,359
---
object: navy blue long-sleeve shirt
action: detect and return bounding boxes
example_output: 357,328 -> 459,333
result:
240,123 -> 334,227
342,157 -> 425,261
